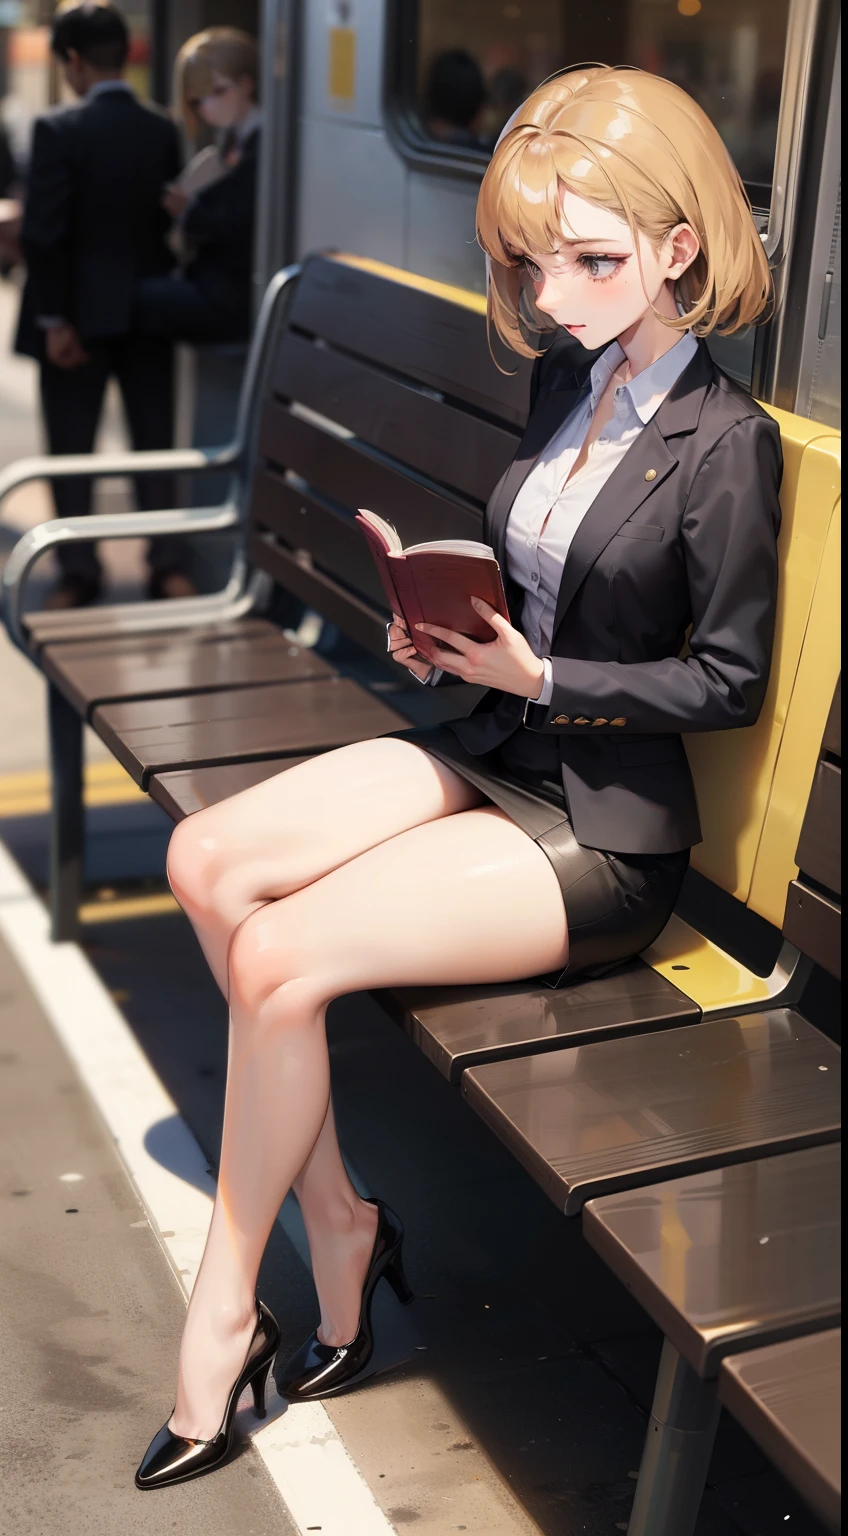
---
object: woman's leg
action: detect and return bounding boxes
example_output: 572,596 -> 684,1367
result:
170,802 -> 568,1438
165,739 -> 484,1433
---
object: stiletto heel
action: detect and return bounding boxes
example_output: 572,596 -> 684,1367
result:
250,1357 -> 273,1419
277,1198 -> 412,1402
384,1247 -> 414,1306
135,1300 -> 281,1490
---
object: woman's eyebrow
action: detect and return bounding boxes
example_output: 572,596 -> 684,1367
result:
556,236 -> 630,247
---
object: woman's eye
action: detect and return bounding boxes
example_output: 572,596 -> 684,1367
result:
524,259 -> 543,283
579,254 -> 625,280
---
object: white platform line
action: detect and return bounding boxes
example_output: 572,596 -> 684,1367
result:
0,843 -> 395,1536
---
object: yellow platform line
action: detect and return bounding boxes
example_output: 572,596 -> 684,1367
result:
0,760 -> 146,818
79,891 -> 179,924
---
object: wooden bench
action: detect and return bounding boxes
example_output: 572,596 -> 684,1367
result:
2,254 -> 841,1527
582,1143 -> 841,1535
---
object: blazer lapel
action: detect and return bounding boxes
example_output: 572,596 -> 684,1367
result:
550,342 -> 713,639
550,421 -> 678,639
486,384 -> 588,565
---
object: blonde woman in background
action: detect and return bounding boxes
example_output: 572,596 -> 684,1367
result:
134,28 -> 260,344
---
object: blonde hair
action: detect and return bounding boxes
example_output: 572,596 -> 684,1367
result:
175,27 -> 258,139
477,66 -> 772,358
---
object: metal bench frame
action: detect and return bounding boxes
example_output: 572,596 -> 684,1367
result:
0,267 -> 298,939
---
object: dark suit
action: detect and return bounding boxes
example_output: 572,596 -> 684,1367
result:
15,86 -> 183,582
134,127 -> 259,344
451,340 -> 783,856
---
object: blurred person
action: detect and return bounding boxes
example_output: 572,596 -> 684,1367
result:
422,49 -> 486,147
14,2 -> 193,609
134,29 -> 260,345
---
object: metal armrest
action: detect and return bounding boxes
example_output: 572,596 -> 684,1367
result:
2,503 -> 240,653
0,445 -> 239,507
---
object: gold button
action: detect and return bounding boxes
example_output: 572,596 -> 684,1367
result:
645,468 -> 657,482
592,718 -> 609,726
611,717 -> 627,726
553,714 -> 570,725
574,716 -> 591,725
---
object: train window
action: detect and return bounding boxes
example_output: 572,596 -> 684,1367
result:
391,0 -> 791,214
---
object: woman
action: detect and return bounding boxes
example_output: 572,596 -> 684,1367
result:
136,66 -> 780,1488
135,28 -> 260,344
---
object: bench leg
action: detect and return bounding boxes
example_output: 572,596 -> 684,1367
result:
628,1338 -> 720,1536
48,683 -> 84,943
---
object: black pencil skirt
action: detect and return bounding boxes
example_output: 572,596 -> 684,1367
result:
398,725 -> 689,987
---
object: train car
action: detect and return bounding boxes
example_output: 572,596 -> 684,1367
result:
254,0 -> 840,426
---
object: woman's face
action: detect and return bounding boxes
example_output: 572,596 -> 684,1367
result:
193,70 -> 255,129
521,189 -> 695,351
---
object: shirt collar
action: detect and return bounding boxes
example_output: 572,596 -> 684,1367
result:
86,79 -> 134,101
232,106 -> 262,146
589,331 -> 699,424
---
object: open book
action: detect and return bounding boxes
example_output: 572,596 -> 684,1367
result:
356,509 -> 509,665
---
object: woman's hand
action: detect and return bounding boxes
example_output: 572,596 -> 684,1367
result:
162,183 -> 190,219
388,613 -> 436,683
417,598 -> 546,697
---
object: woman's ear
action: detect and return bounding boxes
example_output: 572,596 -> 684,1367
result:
665,223 -> 700,280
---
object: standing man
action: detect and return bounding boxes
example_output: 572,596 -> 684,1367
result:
15,2 -> 194,608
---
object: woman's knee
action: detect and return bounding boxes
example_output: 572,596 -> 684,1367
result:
227,908 -> 329,1022
166,809 -> 231,918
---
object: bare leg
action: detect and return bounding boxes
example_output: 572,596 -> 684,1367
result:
165,739 -> 484,1435
169,795 -> 568,1438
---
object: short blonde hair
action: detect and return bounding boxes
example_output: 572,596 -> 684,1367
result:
175,27 -> 258,139
477,66 -> 772,358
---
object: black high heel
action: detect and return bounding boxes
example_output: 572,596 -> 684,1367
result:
135,1300 -> 280,1490
276,1198 -> 413,1402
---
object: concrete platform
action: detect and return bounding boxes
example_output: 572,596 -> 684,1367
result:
0,922 -> 297,1536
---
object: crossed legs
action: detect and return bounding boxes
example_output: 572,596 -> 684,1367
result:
165,738 -> 569,1437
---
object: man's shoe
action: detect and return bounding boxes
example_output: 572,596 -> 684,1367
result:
44,573 -> 101,611
147,569 -> 199,601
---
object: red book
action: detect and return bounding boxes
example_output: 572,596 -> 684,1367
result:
356,509 -> 509,665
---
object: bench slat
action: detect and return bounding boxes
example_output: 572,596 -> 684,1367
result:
257,400 -> 484,545
41,620 -> 330,718
795,759 -> 841,894
251,469 -> 387,608
150,758 -> 312,820
783,880 -> 841,979
287,255 -> 531,426
91,677 -> 408,789
462,1010 -> 841,1215
250,534 -> 391,659
583,1142 -> 841,1376
379,961 -> 700,1085
273,331 -> 519,505
720,1331 -> 841,1533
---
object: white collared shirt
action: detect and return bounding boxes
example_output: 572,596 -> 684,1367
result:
85,79 -> 134,101
506,332 -> 699,704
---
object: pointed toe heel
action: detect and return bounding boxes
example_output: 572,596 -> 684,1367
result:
277,1198 -> 413,1403
135,1300 -> 280,1490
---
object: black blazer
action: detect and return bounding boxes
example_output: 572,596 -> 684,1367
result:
451,339 -> 783,856
181,126 -> 259,326
16,88 -> 179,358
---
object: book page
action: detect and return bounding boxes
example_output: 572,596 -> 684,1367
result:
403,538 -> 495,559
356,509 -> 403,553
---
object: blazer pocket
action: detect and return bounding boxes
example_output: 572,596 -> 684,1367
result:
618,738 -> 681,768
615,521 -> 665,542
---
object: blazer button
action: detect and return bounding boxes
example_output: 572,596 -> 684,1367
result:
592,718 -> 609,726
611,717 -> 627,726
645,468 -> 657,481
553,714 -> 570,725
574,717 -> 591,725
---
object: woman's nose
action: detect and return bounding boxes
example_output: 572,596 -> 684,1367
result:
533,274 -> 559,315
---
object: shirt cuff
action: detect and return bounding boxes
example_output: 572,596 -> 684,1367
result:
535,657 -> 554,706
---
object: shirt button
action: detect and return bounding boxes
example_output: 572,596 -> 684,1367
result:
598,436 -> 609,445
526,536 -> 537,548
531,572 -> 539,582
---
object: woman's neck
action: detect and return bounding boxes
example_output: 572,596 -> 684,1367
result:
615,283 -> 684,381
